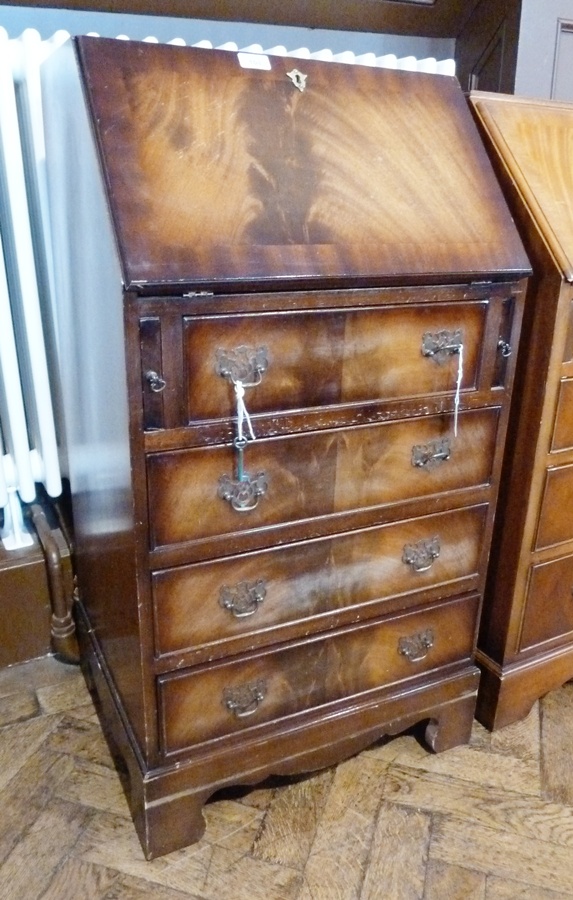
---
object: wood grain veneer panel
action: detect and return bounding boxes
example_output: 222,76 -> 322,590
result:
181,302 -> 485,423
152,504 -> 488,657
147,408 -> 499,548
520,554 -> 573,651
158,593 -> 479,752
551,379 -> 573,451
536,464 -> 573,550
75,36 -> 528,291
470,93 -> 573,282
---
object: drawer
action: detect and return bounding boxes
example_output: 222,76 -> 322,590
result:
152,504 -> 488,659
551,379 -> 573,452
520,555 -> 573,650
147,407 -> 499,549
141,301 -> 486,430
158,593 -> 479,754
536,464 -> 573,550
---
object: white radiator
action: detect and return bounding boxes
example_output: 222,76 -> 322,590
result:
101,33 -> 456,75
0,26 -> 455,550
0,28 -> 66,549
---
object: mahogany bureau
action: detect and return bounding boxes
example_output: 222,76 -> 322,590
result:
469,92 -> 573,729
41,36 -> 529,857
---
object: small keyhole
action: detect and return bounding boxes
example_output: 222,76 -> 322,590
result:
287,69 -> 307,92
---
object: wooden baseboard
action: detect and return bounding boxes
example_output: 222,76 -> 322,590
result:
0,536 -> 52,667
0,486 -> 78,668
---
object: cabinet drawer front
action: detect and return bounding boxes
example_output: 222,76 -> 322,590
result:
158,593 -> 479,753
552,379 -> 573,452
147,408 -> 499,549
520,555 -> 573,650
536,464 -> 573,550
153,505 -> 488,658
181,303 -> 484,424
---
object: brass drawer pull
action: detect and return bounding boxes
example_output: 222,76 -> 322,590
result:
398,628 -> 435,663
411,437 -> 451,469
223,680 -> 267,718
219,579 -> 267,618
216,347 -> 268,512
145,370 -> 166,393
218,468 -> 268,512
421,329 -> 463,364
402,537 -> 440,573
215,345 -> 268,387
422,330 -> 464,437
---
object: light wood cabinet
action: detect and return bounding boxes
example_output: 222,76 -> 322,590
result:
42,36 -> 529,856
470,91 -> 573,729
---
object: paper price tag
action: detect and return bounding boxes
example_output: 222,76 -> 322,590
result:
237,52 -> 272,71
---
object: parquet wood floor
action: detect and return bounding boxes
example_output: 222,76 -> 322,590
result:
0,656 -> 572,899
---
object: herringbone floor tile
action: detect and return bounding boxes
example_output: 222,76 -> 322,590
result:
0,656 -> 572,899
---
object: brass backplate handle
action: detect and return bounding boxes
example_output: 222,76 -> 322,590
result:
223,680 -> 267,718
412,437 -> 451,469
402,537 -> 441,573
421,329 -> 463,365
398,628 -> 435,663
218,471 -> 268,512
215,345 -> 268,387
219,579 -> 267,618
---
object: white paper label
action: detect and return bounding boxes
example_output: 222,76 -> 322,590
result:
237,52 -> 272,71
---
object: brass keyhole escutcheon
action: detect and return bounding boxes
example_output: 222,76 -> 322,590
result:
287,69 -> 307,92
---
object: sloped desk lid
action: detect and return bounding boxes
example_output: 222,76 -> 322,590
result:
470,91 -> 573,284
74,36 -> 529,293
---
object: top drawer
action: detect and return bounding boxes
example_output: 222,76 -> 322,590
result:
140,300 -> 488,431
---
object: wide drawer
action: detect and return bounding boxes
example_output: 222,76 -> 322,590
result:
520,554 -> 573,650
147,407 -> 499,549
158,592 -> 480,754
178,303 -> 483,423
152,504 -> 488,659
536,464 -> 573,550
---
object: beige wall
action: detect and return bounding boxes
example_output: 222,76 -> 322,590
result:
515,0 -> 573,99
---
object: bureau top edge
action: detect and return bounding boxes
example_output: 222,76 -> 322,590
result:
125,271 -> 531,299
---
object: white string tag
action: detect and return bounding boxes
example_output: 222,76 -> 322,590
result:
453,344 -> 463,437
234,380 -> 256,443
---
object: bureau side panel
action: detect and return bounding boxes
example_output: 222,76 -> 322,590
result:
41,41 -> 148,751
480,271 -> 566,658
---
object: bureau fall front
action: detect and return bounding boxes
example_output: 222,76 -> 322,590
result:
41,36 -> 530,857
